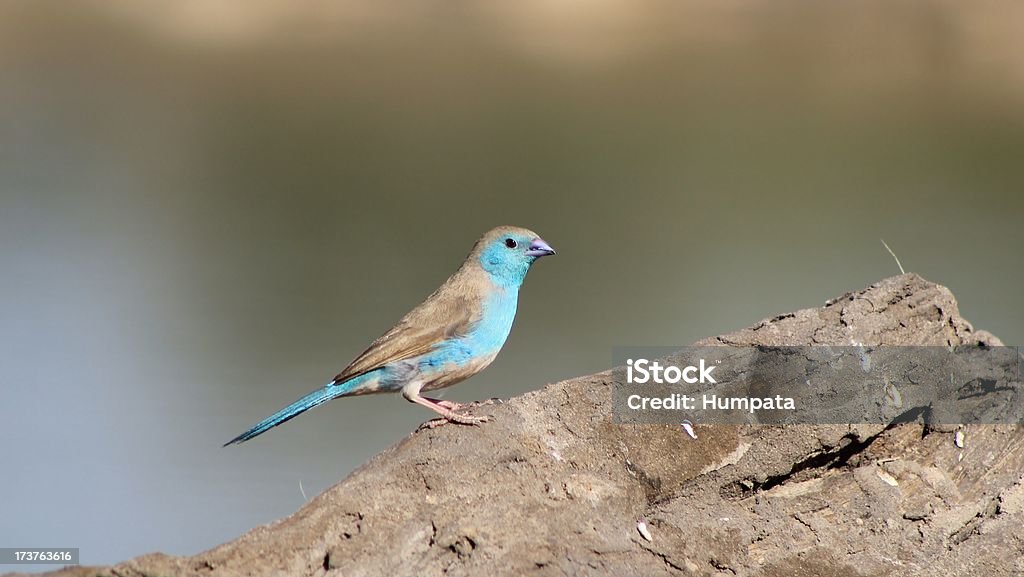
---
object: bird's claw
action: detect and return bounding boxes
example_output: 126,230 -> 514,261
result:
416,412 -> 491,432
416,419 -> 445,432
450,412 -> 491,425
430,398 -> 502,411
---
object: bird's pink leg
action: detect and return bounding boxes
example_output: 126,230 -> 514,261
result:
402,382 -> 490,429
424,398 -> 464,411
411,396 -> 489,426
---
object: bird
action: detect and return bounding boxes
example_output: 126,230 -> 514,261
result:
224,225 -> 555,446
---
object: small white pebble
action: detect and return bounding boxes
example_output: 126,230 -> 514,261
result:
857,346 -> 872,372
954,430 -> 965,448
680,420 -> 697,439
637,520 -> 653,542
877,469 -> 899,487
884,380 -> 902,408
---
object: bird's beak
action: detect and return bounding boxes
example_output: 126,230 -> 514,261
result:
525,238 -> 556,257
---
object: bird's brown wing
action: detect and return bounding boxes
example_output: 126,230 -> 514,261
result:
330,288 -> 479,385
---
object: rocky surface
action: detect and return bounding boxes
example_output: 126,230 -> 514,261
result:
26,274 -> 1024,577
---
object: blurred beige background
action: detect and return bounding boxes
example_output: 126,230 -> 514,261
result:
1,0 -> 1021,570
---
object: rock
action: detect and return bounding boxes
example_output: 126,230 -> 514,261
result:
27,274 -> 1024,577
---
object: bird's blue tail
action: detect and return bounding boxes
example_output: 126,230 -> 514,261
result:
224,378 -> 364,446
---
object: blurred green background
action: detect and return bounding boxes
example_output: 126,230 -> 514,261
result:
1,0 -> 1021,569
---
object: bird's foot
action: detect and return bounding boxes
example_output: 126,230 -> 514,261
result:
447,411 -> 491,425
409,393 -> 493,431
463,397 -> 502,408
428,397 -> 502,411
416,418 -> 445,431
416,412 -> 491,432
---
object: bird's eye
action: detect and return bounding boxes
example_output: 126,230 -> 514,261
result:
504,238 -> 518,248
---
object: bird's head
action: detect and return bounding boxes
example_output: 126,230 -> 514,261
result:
473,225 -> 555,287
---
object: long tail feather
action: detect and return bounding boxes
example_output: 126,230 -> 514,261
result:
224,378 -> 363,446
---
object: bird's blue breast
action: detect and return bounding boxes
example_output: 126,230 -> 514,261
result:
418,288 -> 518,374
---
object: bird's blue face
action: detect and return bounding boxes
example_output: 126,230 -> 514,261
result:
478,231 -> 556,287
